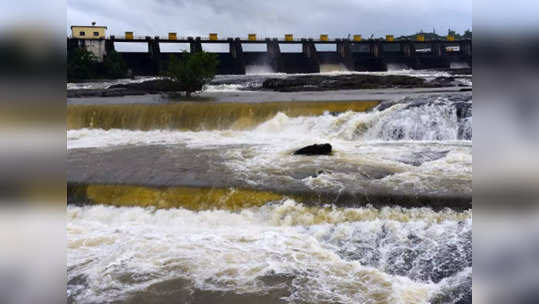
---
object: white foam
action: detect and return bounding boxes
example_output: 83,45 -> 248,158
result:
67,99 -> 471,200
67,201 -> 471,303
245,65 -> 275,75
204,84 -> 248,92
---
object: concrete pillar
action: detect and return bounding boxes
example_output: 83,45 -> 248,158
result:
228,38 -> 245,74
266,38 -> 283,73
80,39 -> 107,62
105,35 -> 115,55
302,39 -> 320,73
459,39 -> 472,57
337,39 -> 354,71
147,36 -> 161,74
67,38 -> 79,52
431,40 -> 444,57
370,41 -> 382,57
188,36 -> 202,53
400,41 -> 415,57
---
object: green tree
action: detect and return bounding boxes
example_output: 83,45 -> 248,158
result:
103,50 -> 128,79
165,51 -> 218,96
67,48 -> 98,82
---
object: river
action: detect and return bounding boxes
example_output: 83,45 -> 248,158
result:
67,68 -> 472,304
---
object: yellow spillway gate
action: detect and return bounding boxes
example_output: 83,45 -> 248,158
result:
320,34 -> 328,41
353,35 -> 362,42
209,33 -> 218,40
285,34 -> 293,41
168,32 -> 177,40
248,34 -> 256,41
125,32 -> 134,40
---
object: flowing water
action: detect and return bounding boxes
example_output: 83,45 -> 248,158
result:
67,71 -> 472,303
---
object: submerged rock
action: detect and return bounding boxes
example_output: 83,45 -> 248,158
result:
294,144 -> 332,156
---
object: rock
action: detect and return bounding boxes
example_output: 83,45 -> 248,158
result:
108,79 -> 190,92
447,68 -> 472,75
429,76 -> 456,87
263,74 -> 428,92
293,144 -> 332,156
68,79 -> 190,98
454,102 -> 472,119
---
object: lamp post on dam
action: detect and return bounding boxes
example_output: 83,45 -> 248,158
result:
67,26 -> 472,75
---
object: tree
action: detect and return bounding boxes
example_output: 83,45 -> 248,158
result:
67,48 -> 98,82
165,51 -> 219,96
103,50 -> 128,79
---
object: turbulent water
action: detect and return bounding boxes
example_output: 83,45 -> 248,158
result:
67,72 -> 472,303
206,68 -> 472,92
68,202 -> 471,304
67,67 -> 471,93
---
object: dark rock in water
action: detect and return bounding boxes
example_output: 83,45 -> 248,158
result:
68,79 -> 191,98
447,68 -> 472,75
263,74 -> 430,92
375,100 -> 400,112
430,76 -> 456,87
108,79 -> 190,92
454,102 -> 472,119
294,144 -> 332,156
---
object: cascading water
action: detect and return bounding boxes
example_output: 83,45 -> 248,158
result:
67,75 -> 472,304
366,97 -> 472,141
245,64 -> 275,75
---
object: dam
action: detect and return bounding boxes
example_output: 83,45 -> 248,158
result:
67,34 -> 472,75
67,20 -> 472,304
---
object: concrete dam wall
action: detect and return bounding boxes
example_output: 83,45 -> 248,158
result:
68,37 -> 472,75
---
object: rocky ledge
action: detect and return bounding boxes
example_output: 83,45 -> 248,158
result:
67,79 -> 198,98
262,74 -> 468,92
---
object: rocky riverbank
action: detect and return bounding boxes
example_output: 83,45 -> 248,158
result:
67,72 -> 471,98
261,74 -> 468,92
67,79 -> 192,98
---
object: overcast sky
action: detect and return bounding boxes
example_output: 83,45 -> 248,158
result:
67,0 -> 472,39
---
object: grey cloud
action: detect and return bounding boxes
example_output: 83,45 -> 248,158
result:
67,0 -> 472,39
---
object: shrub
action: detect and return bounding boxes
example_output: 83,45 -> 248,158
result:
67,48 -> 98,82
103,51 -> 128,79
165,51 -> 218,96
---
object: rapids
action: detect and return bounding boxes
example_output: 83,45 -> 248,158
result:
67,73 -> 472,303
67,201 -> 471,304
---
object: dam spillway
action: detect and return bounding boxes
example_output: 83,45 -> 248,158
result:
67,36 -> 472,75
67,95 -> 471,210
67,100 -> 380,131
